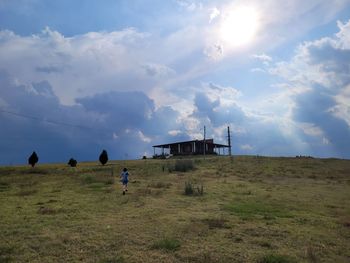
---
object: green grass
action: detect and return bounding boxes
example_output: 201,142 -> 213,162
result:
225,200 -> 293,219
151,237 -> 181,251
0,156 -> 349,262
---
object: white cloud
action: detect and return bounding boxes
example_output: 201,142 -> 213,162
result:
251,53 -> 272,62
265,19 -> 350,157
299,122 -> 323,137
336,20 -> 350,48
141,63 -> 176,78
0,27 -> 153,104
241,144 -> 253,151
176,0 -> 202,11
251,67 -> 265,73
203,43 -> 223,59
201,82 -> 241,107
209,7 -> 220,23
322,137 -> 330,145
138,130 -> 152,143
168,130 -> 182,136
203,0 -> 349,56
330,84 -> 350,126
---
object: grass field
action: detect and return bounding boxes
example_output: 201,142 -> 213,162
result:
0,156 -> 349,262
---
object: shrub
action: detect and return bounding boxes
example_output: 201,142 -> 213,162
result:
68,158 -> 77,167
174,159 -> 194,172
28,151 -> 39,167
153,154 -> 167,159
151,237 -> 181,251
81,174 -> 96,184
0,245 -> 14,262
185,181 -> 194,195
99,150 -> 108,165
306,245 -> 318,263
142,156 -> 147,159
184,181 -> 204,196
0,182 -> 10,192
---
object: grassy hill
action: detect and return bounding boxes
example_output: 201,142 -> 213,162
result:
0,156 -> 349,262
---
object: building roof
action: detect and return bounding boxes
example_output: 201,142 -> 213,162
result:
153,139 -> 229,148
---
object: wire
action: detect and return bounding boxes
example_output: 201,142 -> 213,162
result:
0,108 -> 94,130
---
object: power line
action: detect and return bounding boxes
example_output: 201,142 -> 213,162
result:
0,108 -> 94,130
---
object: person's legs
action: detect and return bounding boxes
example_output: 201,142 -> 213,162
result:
122,183 -> 128,194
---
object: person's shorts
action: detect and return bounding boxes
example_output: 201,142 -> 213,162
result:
122,180 -> 128,185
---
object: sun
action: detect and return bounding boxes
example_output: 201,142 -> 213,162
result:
219,6 -> 259,47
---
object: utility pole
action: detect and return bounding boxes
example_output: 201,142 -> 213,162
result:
227,126 -> 232,156
203,125 -> 206,157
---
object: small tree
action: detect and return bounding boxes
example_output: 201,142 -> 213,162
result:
28,151 -> 39,167
99,150 -> 108,165
68,158 -> 77,167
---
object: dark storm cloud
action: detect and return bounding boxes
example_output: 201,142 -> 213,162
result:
0,72 -> 185,164
293,87 -> 350,157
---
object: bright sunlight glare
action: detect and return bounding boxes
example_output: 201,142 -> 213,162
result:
220,6 -> 259,47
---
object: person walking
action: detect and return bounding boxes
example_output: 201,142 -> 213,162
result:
120,168 -> 129,195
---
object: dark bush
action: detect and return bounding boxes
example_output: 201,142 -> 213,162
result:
142,156 -> 147,159
99,150 -> 108,165
68,158 -> 77,167
28,151 -> 39,167
174,159 -> 194,172
185,181 -> 193,195
152,154 -> 167,159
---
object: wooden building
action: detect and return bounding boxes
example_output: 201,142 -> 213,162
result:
153,139 -> 230,156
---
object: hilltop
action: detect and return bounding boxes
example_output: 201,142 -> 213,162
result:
0,156 -> 349,262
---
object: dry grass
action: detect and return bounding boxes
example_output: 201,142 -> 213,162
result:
0,156 -> 349,262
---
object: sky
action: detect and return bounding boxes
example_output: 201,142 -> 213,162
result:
0,0 -> 350,164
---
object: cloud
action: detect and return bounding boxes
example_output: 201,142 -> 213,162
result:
0,27 -> 155,104
168,130 -> 182,136
251,67 -> 265,73
0,1 -> 347,106
203,43 -> 223,59
0,25 -> 208,109
1,2 -> 350,163
240,144 -> 253,151
251,53 -> 272,68
141,63 -> 176,78
176,0 -> 203,12
189,89 -> 309,155
0,72 -> 187,164
267,19 -> 350,158
209,7 -> 220,23
251,53 -> 272,62
298,123 -> 324,137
